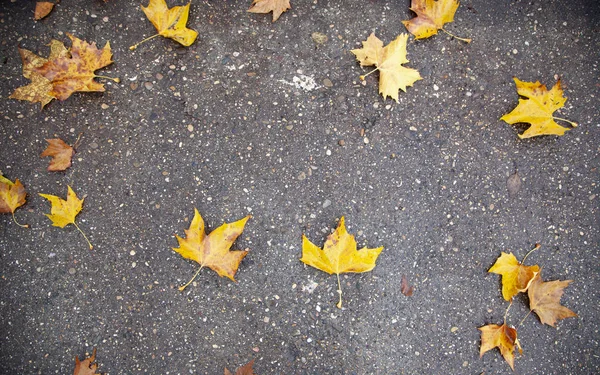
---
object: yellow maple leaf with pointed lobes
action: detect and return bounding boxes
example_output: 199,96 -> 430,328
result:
489,251 -> 540,301
39,186 -> 92,249
528,275 -> 577,327
130,0 -> 198,50
173,208 -> 251,290
501,77 -> 577,139
402,0 -> 471,42
248,0 -> 291,22
0,173 -> 28,228
300,216 -> 383,308
479,323 -> 522,370
351,33 -> 422,102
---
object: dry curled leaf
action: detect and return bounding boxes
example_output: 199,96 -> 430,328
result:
479,323 -> 522,370
73,348 -> 100,375
41,138 -> 74,171
488,252 -> 539,301
528,275 -> 577,327
131,0 -> 198,50
224,359 -> 255,375
39,185 -> 93,249
401,275 -> 414,296
402,0 -> 471,42
0,173 -> 28,228
351,33 -> 422,102
34,2 -> 54,20
501,77 -> 577,138
300,216 -> 383,308
248,0 -> 291,22
173,208 -> 250,290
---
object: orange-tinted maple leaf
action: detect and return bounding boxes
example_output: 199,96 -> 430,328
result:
34,33 -> 118,101
402,0 -> 471,42
173,209 -> 250,290
73,348 -> 101,375
528,275 -> 577,327
41,138 -> 74,171
479,323 -> 522,370
489,252 -> 540,301
0,174 -> 28,228
301,216 -> 383,308
224,359 -> 255,375
248,0 -> 291,22
34,2 -> 54,20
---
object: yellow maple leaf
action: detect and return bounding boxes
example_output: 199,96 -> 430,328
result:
0,174 -> 28,228
248,0 -> 291,22
501,77 -> 577,139
173,208 -> 250,290
300,216 -> 383,308
351,33 -> 422,102
489,251 -> 540,301
402,0 -> 471,42
528,275 -> 577,327
479,323 -> 522,370
39,186 -> 92,249
130,0 -> 198,50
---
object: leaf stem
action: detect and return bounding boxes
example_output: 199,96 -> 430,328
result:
73,222 -> 93,250
441,28 -> 472,43
552,116 -> 578,127
12,212 -> 29,228
503,300 -> 513,324
518,310 -> 532,327
95,75 -> 120,83
179,265 -> 204,291
359,68 -> 379,81
129,34 -> 160,51
521,243 -> 541,264
336,273 -> 343,309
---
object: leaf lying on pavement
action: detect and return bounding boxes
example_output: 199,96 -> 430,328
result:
248,0 -> 291,22
0,173 -> 28,228
224,359 -> 255,375
528,275 -> 577,327
402,0 -> 471,42
41,138 -> 74,171
488,251 -> 539,301
300,216 -> 383,308
73,348 -> 101,375
479,323 -> 522,371
34,2 -> 54,20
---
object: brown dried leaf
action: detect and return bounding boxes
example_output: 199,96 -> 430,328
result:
401,275 -> 414,296
73,348 -> 100,375
248,0 -> 291,22
528,275 -> 577,327
41,138 -> 74,171
224,359 -> 255,375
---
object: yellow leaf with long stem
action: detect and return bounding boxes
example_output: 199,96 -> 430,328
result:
0,174 -> 28,228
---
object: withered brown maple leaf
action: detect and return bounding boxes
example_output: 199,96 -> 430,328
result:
528,275 -> 577,327
173,208 -> 250,290
479,323 -> 522,370
34,2 -> 54,20
224,359 -> 255,375
34,33 -> 119,101
248,0 -> 291,22
0,173 -> 28,228
41,138 -> 74,171
73,348 -> 101,375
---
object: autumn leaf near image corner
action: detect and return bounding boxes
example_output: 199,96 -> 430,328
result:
39,185 -> 93,249
479,323 -> 522,370
248,0 -> 291,22
402,0 -> 471,42
41,138 -> 75,171
0,173 -> 28,228
528,275 -> 577,327
73,348 -> 101,375
173,208 -> 251,291
489,251 -> 540,301
34,2 -> 54,20
300,217 -> 383,308
351,33 -> 422,102
130,0 -> 198,50
224,359 -> 255,375
501,77 -> 577,138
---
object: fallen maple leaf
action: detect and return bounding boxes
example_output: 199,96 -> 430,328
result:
34,2 -> 54,20
9,40 -> 68,108
0,173 -> 28,228
130,0 -> 198,50
173,208 -> 250,290
39,185 -> 92,249
73,348 -> 100,375
224,359 -> 255,375
248,0 -> 291,22
41,138 -> 74,171
500,77 -> 577,138
300,216 -> 383,308
528,275 -> 577,327
34,33 -> 118,101
402,0 -> 471,42
489,251 -> 540,301
351,33 -> 422,102
479,323 -> 522,370
401,275 -> 414,296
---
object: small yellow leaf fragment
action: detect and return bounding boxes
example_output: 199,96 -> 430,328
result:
132,0 -> 198,50
500,77 -> 577,138
528,275 -> 577,327
479,323 -> 522,370
300,216 -> 383,308
34,2 -> 54,21
402,0 -> 470,42
488,252 -> 539,301
248,0 -> 291,22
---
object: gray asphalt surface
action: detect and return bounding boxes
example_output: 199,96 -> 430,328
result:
1,0 -> 599,374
